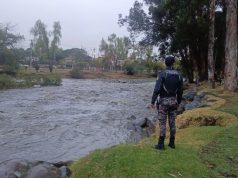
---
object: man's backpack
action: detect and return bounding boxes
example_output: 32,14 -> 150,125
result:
163,70 -> 181,95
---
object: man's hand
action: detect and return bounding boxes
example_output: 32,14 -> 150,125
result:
150,104 -> 156,109
146,103 -> 156,109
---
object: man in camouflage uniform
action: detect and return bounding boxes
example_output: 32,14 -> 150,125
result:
151,56 -> 183,150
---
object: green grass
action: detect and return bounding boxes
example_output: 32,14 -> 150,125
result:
200,126 -> 238,177
71,144 -> 210,178
199,93 -> 238,177
218,94 -> 238,117
70,87 -> 238,178
70,127 -> 226,178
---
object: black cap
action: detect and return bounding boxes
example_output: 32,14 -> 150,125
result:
165,55 -> 175,66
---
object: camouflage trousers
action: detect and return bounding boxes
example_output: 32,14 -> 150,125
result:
157,97 -> 178,138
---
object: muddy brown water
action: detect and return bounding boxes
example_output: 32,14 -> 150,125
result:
0,79 -> 156,163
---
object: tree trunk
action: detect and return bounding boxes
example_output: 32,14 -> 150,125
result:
224,0 -> 238,91
208,0 -> 216,88
179,47 -> 194,83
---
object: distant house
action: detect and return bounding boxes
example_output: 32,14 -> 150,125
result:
62,58 -> 75,69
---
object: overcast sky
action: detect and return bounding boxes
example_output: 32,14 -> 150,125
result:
0,0 -> 136,54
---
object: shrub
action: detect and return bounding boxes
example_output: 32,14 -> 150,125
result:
174,60 -> 185,75
135,63 -> 146,74
123,60 -> 147,75
41,75 -> 62,86
23,75 -> 40,87
124,64 -> 136,75
0,65 -> 18,76
144,60 -> 165,77
70,63 -> 85,79
0,74 -> 15,89
0,73 -> 62,90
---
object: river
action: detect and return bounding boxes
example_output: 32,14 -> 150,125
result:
0,79 -> 155,163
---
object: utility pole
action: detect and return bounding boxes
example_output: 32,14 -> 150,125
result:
30,40 -> 33,68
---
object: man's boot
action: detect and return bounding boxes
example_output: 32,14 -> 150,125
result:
168,136 -> 175,149
155,136 -> 165,150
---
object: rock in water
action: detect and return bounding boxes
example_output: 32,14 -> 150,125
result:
25,163 -> 60,178
183,91 -> 197,101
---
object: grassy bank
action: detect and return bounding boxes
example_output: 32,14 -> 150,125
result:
0,72 -> 62,90
69,68 -> 151,80
200,92 -> 238,177
0,68 -> 151,90
70,86 -> 238,178
19,68 -> 151,79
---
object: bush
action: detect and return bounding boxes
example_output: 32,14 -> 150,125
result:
41,75 -> 62,86
23,75 -> 62,87
124,60 -> 165,76
152,61 -> 165,73
0,73 -> 62,90
135,63 -> 146,74
0,49 -> 19,76
144,60 -> 165,76
0,74 -> 15,89
174,60 -> 185,75
70,68 -> 83,79
123,60 -> 147,75
0,65 -> 18,76
124,64 -> 136,75
70,63 -> 85,79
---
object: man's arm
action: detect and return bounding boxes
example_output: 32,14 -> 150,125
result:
177,75 -> 183,104
151,72 -> 163,105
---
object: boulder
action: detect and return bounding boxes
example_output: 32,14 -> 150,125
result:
126,117 -> 156,142
0,159 -> 29,178
183,91 -> 197,101
126,115 -> 136,121
0,160 -> 72,178
184,100 -> 202,111
26,163 -> 60,178
177,91 -> 206,114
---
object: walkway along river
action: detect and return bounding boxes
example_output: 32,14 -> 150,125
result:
0,79 -> 155,163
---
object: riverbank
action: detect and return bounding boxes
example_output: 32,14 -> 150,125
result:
70,85 -> 238,178
18,68 -> 151,79
0,73 -> 62,90
0,68 -> 152,90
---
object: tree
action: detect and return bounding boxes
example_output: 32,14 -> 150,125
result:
224,0 -> 237,91
119,0 -> 211,82
0,24 -> 24,74
30,20 -> 49,64
131,44 -> 153,62
99,34 -> 131,71
50,21 -> 62,72
208,0 -> 216,88
116,37 -> 130,61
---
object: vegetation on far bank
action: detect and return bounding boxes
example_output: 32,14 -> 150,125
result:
70,59 -> 166,79
70,85 -> 238,178
0,66 -> 156,90
0,70 -> 62,90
